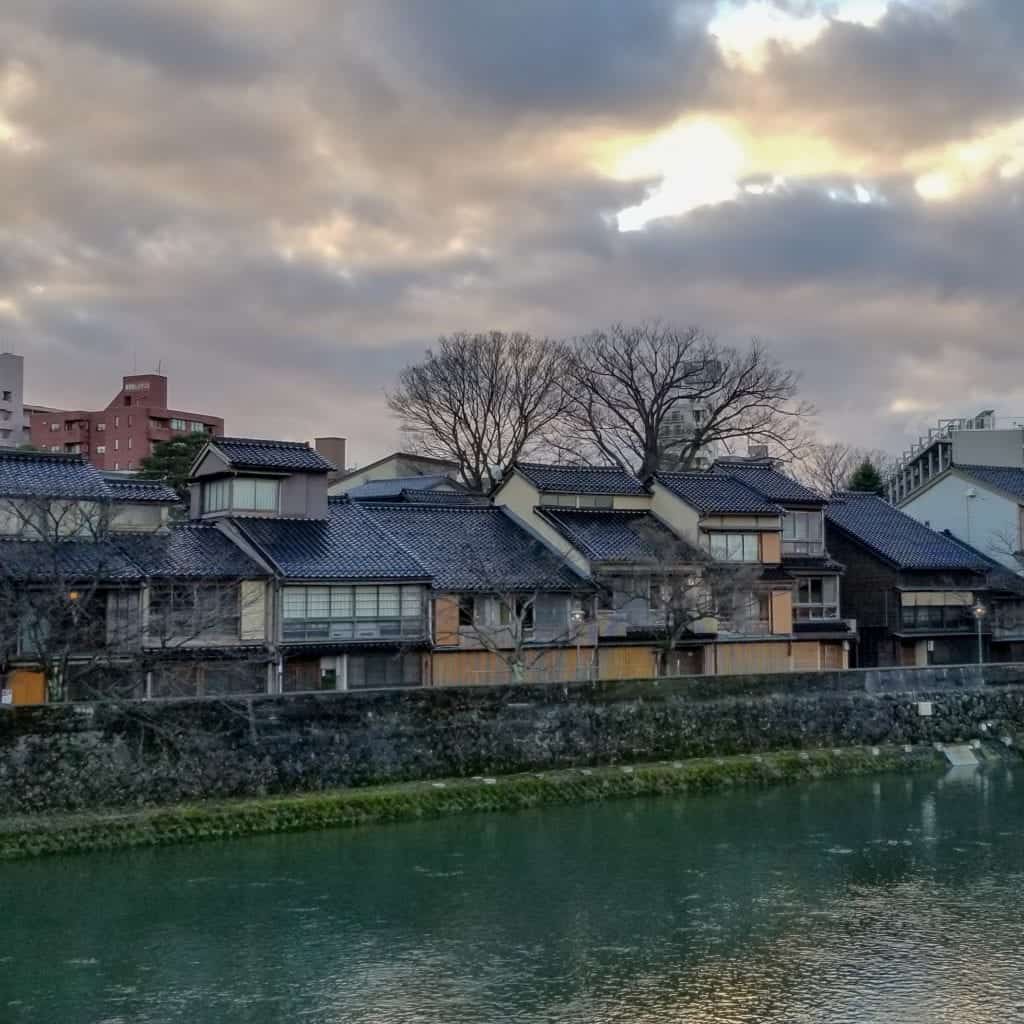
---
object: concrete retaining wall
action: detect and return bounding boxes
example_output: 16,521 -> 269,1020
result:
3,663 -> 1023,815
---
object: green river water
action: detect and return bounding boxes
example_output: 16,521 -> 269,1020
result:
2,766 -> 1023,1023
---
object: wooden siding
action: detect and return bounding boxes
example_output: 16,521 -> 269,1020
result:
240,580 -> 266,641
770,591 -> 793,634
821,641 -> 847,670
431,648 -> 583,686
761,532 -> 781,564
598,645 -> 657,680
434,596 -> 460,647
791,641 -> 821,671
6,669 -> 45,705
714,641 -> 791,675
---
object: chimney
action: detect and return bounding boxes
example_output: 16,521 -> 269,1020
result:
315,436 -> 347,482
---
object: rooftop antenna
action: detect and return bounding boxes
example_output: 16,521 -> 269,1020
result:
156,359 -> 162,375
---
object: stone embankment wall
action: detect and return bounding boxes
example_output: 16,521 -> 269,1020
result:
2,663 -> 1023,815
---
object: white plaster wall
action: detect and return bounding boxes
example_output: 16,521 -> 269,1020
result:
902,470 -> 1021,569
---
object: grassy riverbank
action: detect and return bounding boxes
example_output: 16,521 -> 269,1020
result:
0,745 -> 946,861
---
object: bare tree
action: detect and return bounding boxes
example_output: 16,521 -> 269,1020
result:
387,331 -> 570,492
607,522 -> 756,675
560,323 -> 814,479
0,496 -> 267,703
457,587 -> 594,684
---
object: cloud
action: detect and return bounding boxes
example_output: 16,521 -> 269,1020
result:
0,0 -> 1022,462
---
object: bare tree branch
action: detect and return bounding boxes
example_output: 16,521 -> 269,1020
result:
387,331 -> 570,492
560,324 -> 814,479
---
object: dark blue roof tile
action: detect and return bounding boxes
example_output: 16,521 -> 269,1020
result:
0,537 -> 143,581
102,475 -> 180,504
0,451 -> 109,500
714,461 -> 826,505
235,502 -> 429,581
117,526 -> 267,579
655,472 -> 783,515
211,437 -> 335,473
348,475 -> 460,500
514,462 -> 647,496
826,492 -> 989,570
359,503 -> 587,591
956,464 -> 1024,500
536,508 -> 699,564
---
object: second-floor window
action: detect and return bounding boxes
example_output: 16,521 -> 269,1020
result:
202,477 -> 279,513
282,585 -> 423,641
794,577 -> 839,620
899,592 -> 974,631
783,510 -> 824,555
148,583 -> 240,641
542,493 -> 614,508
706,532 -> 760,562
170,418 -> 187,431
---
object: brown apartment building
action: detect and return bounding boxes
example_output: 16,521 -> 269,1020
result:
27,373 -> 223,472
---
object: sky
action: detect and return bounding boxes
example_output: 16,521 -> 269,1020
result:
2,0 -> 1024,466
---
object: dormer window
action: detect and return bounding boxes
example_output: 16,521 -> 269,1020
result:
203,477 -> 280,514
543,493 -> 614,508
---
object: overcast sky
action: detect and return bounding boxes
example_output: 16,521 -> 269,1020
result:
2,0 -> 1023,465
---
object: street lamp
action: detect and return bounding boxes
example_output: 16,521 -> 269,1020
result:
973,602 -> 987,666
570,607 -> 586,680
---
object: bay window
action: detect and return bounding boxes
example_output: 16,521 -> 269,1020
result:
202,477 -> 280,514
281,584 -> 424,641
783,511 -> 824,556
794,577 -> 839,620
706,532 -> 760,562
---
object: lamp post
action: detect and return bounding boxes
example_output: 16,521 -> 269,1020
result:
973,602 -> 987,666
571,607 -> 586,680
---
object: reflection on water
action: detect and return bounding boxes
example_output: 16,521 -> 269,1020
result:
2,767 -> 1022,1023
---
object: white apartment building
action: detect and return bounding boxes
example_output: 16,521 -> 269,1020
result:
891,410 -> 1024,572
0,352 -> 27,449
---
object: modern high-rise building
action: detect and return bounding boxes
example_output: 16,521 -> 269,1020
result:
0,352 -> 28,449
27,372 -> 224,471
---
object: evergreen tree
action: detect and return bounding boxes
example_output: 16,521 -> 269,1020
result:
138,431 -> 210,498
846,459 -> 884,495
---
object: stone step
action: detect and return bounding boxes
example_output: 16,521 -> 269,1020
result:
942,744 -> 979,767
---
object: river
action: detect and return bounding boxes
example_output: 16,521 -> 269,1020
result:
2,766 -> 1022,1023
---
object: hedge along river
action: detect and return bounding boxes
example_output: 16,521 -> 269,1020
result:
3,767 -> 1023,1024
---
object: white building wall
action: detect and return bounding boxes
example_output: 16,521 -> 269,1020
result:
0,353 -> 26,448
901,470 -> 1022,569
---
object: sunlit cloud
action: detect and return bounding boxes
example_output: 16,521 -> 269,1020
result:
613,120 -> 745,230
708,0 -> 889,72
910,118 -> 1024,201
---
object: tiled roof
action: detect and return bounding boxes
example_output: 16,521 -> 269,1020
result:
0,537 -> 143,581
714,461 -> 826,505
102,475 -> 180,504
0,526 -> 268,582
956,464 -> 1024,500
655,472 -> 782,515
348,475 -> 460,500
117,526 -> 267,579
939,531 -> 1024,594
826,492 -> 989,570
399,489 -> 489,505
514,462 -> 648,496
0,451 -> 109,500
536,508 -> 700,564
235,501 -> 429,581
211,437 -> 335,473
359,503 -> 587,591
